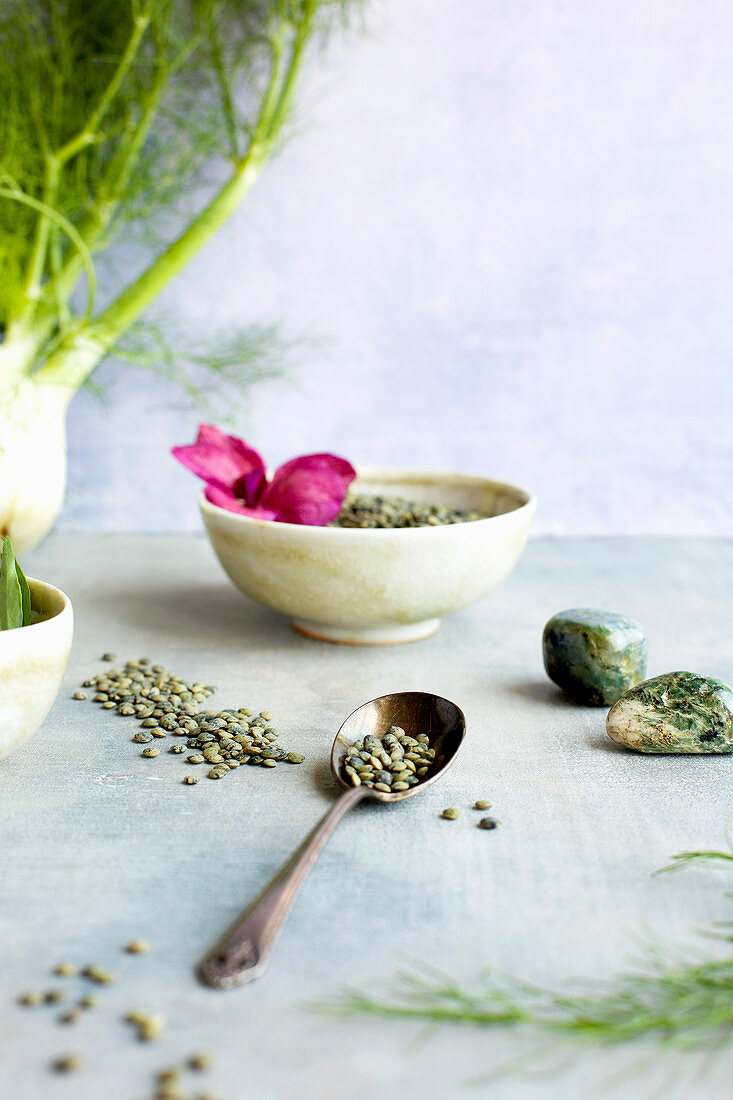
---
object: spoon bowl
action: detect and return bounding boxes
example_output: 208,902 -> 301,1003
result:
331,691 -> 466,801
199,691 -> 465,988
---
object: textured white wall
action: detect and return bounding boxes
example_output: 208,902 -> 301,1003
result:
62,0 -> 733,536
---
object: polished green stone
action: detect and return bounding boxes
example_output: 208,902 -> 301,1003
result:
606,671 -> 733,754
542,608 -> 648,706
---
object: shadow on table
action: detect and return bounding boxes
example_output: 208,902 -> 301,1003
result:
500,678 -> 583,710
92,578 -> 298,651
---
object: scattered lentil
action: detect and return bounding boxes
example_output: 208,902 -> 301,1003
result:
478,817 -> 499,830
441,808 -> 460,820
79,996 -> 98,1010
72,691 -> 87,701
101,653 -> 116,661
474,800 -> 492,811
129,1012 -> 165,1042
125,939 -> 150,955
188,1052 -> 212,1072
157,1066 -> 181,1085
82,965 -> 116,985
52,1054 -> 83,1074
44,989 -> 65,1004
18,991 -> 41,1007
142,747 -> 160,758
59,1008 -> 83,1025
53,962 -> 77,978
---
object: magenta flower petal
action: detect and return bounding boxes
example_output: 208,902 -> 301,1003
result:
172,425 -> 265,491
196,424 -> 266,473
204,484 -> 278,520
235,468 -> 267,506
262,454 -> 356,525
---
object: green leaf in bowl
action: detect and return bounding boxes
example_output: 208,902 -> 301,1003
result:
0,537 -> 25,630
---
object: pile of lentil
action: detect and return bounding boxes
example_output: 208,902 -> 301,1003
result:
340,726 -> 437,791
78,656 -> 304,782
331,492 -> 484,528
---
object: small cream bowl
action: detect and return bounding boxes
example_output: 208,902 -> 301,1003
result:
201,468 -> 536,645
0,579 -> 74,760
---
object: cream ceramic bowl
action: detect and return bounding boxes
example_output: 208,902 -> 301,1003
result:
0,579 -> 74,760
201,468 -> 536,645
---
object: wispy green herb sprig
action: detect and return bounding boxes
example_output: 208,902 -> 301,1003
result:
315,842 -> 733,1079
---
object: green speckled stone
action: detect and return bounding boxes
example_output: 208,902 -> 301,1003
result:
606,671 -> 733,754
542,608 -> 648,706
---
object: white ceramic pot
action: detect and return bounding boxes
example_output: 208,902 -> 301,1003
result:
0,579 -> 74,761
201,468 -> 536,644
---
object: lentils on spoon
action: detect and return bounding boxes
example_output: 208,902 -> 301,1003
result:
340,725 -> 435,791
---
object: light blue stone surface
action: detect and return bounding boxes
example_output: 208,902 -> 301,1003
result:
2,536 -> 732,1099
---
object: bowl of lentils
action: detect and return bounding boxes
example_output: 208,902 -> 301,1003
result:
201,468 -> 536,644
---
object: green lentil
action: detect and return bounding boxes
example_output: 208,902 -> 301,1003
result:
59,1008 -> 82,1025
478,817 -> 499,830
142,747 -> 160,758
52,1054 -> 83,1073
441,808 -> 460,820
101,652 -> 116,662
44,989 -> 65,1004
53,963 -> 77,977
82,965 -> 116,985
183,776 -> 199,785
72,691 -> 87,700
18,991 -> 42,1006
188,1052 -> 212,1071
474,800 -> 492,811
79,996 -> 98,1010
125,939 -> 150,955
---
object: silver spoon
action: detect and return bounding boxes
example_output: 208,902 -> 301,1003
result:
197,690 -> 466,989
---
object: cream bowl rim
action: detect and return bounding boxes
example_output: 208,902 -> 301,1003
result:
199,467 -> 536,535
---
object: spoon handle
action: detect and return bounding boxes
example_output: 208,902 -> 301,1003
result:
198,784 -> 367,989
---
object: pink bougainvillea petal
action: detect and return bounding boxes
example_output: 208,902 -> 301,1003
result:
203,483 -> 278,520
171,443 -> 249,490
262,453 -> 356,526
175,425 -> 355,527
172,427 -> 265,491
195,425 -> 266,473
234,467 -> 267,506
